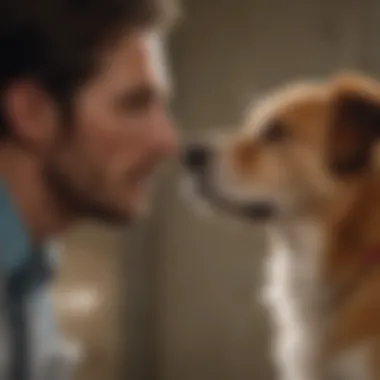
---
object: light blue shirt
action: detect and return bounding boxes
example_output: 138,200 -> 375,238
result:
0,181 -> 77,380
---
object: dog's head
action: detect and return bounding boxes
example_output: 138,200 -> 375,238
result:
183,73 -> 380,222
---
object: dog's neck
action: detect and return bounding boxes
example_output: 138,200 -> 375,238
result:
323,175 -> 380,289
267,217 -> 327,296
270,215 -> 324,255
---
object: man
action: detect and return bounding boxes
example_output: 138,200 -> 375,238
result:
0,0 -> 179,379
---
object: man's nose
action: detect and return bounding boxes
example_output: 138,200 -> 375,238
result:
182,143 -> 211,173
153,115 -> 179,158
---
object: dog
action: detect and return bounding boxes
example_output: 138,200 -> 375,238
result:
182,72 -> 380,380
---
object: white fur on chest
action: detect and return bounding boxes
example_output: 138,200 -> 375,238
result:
262,222 -> 323,306
260,221 -> 327,380
260,221 -> 373,380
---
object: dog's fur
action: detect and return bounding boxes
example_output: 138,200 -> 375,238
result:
183,72 -> 380,380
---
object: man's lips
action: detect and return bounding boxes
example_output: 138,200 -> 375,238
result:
127,158 -> 157,184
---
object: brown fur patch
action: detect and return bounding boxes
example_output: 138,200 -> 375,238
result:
327,76 -> 380,175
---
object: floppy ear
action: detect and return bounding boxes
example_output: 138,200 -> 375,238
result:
328,78 -> 380,175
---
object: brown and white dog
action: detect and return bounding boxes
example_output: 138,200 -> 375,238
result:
182,73 -> 380,380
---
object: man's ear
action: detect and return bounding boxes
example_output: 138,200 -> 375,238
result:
327,77 -> 380,176
2,80 -> 59,151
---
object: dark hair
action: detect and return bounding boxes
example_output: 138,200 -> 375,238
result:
0,0 -> 177,137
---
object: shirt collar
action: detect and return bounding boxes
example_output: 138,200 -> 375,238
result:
0,180 -> 33,275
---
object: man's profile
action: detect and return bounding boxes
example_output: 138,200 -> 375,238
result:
0,0 -> 178,378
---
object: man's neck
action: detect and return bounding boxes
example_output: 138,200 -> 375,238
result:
0,144 -> 75,244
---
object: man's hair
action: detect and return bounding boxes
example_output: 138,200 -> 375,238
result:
0,0 -> 178,138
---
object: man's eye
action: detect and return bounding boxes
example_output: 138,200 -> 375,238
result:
120,87 -> 158,112
262,120 -> 289,142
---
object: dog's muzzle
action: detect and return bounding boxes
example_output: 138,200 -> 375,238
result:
182,143 -> 277,221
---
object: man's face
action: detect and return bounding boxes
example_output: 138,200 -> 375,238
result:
46,31 -> 178,223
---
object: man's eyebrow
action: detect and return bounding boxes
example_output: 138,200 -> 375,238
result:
119,83 -> 171,105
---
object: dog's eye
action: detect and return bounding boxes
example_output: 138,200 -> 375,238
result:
262,120 -> 289,143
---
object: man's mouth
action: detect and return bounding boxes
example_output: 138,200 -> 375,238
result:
127,156 -> 159,188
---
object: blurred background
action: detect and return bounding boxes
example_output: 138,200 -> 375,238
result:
51,0 -> 380,379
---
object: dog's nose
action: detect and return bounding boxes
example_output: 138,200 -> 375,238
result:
182,143 -> 210,172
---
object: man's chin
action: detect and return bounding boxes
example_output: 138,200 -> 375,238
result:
88,197 -> 152,227
82,201 -> 144,226
124,196 -> 153,221
130,202 -> 152,221
87,209 -> 132,226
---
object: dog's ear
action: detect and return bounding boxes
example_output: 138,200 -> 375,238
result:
327,75 -> 380,176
